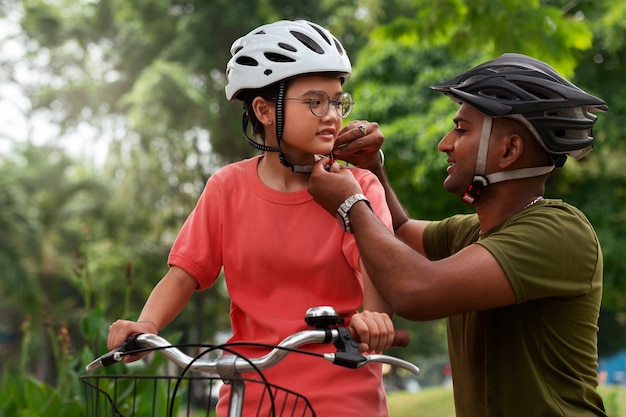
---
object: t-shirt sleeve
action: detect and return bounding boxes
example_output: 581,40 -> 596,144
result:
167,175 -> 224,290
350,167 -> 392,231
341,167 -> 393,274
423,215 -> 480,260
477,204 -> 601,303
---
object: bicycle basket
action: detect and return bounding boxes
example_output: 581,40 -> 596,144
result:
80,374 -> 316,417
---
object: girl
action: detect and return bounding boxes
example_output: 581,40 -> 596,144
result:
108,20 -> 395,416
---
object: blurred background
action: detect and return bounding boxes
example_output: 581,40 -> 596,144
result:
1,0 -> 625,415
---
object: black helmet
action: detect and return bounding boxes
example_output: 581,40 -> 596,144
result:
431,53 -> 607,160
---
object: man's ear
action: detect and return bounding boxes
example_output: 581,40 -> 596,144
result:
252,97 -> 275,127
498,133 -> 524,169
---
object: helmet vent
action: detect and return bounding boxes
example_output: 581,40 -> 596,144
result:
309,24 -> 332,46
516,82 -> 558,101
278,42 -> 297,52
333,39 -> 345,55
264,52 -> 296,63
494,65 -> 524,73
481,88 -> 517,101
235,56 -> 258,67
289,30 -> 324,54
458,74 -> 486,87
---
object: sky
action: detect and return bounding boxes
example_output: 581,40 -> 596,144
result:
0,11 -> 35,152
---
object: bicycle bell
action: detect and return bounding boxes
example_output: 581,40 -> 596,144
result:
304,306 -> 344,328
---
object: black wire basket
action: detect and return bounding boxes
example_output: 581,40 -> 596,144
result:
80,373 -> 316,417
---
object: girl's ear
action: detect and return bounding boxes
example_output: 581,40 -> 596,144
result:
252,97 -> 275,128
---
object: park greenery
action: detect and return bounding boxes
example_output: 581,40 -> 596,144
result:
1,0 -> 625,415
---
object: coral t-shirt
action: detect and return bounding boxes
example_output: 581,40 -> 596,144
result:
168,155 -> 392,416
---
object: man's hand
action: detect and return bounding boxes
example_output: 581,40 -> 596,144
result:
333,120 -> 384,171
309,157 -> 363,216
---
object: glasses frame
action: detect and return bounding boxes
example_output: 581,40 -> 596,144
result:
283,91 -> 354,119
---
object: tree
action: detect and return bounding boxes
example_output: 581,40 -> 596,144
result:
347,0 -> 626,356
5,0 -> 626,373
0,143 -> 109,382
10,0 -> 405,348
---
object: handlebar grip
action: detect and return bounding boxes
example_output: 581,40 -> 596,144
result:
85,334 -> 145,371
392,329 -> 409,347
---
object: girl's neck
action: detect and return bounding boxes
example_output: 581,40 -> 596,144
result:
257,154 -> 310,192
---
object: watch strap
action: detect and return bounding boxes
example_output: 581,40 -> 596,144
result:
337,193 -> 372,233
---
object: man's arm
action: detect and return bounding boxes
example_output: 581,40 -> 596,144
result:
332,121 -> 428,253
309,160 -> 515,321
347,202 -> 515,321
367,161 -> 430,254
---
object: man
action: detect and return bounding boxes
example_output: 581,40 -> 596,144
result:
309,53 -> 608,416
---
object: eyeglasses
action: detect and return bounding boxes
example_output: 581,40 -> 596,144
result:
283,91 -> 354,118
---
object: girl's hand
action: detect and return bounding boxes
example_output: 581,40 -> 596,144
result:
349,310 -> 394,353
107,319 -> 158,363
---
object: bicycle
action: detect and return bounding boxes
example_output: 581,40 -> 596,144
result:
81,306 -> 420,417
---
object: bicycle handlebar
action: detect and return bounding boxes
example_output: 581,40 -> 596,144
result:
86,328 -> 419,376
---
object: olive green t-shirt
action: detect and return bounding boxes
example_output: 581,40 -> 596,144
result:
423,199 -> 606,417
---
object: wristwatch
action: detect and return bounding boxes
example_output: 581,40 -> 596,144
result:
337,193 -> 372,233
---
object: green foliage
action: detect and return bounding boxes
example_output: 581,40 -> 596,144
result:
348,0 -> 626,357
372,0 -> 591,75
0,144 -> 109,378
349,43 -> 479,219
2,2 -> 626,415
0,372 -> 83,417
18,0 -> 384,163
0,315 -> 88,417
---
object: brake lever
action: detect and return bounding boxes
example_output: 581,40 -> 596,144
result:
331,327 -> 367,369
85,333 -> 144,371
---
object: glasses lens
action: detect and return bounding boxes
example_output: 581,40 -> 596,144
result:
337,92 -> 354,118
309,92 -> 330,117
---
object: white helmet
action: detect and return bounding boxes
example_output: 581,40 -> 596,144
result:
225,20 -> 352,101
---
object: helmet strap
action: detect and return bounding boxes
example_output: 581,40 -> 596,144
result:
274,82 -> 297,171
242,112 -> 280,153
485,165 -> 554,185
462,116 -> 493,204
275,81 -> 317,174
275,82 -> 286,151
241,81 -> 320,175
462,115 -> 555,204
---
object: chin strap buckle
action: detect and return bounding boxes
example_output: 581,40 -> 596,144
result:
462,175 -> 489,205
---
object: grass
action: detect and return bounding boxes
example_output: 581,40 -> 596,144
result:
388,387 -> 455,417
387,385 -> 626,417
